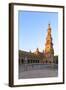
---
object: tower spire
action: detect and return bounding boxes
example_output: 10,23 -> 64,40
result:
48,23 -> 51,28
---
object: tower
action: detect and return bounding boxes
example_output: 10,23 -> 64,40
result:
45,24 -> 54,63
34,48 -> 40,55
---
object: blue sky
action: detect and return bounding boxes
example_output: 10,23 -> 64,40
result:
18,11 -> 58,55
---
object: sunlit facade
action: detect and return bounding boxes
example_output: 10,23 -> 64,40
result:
19,24 -> 58,64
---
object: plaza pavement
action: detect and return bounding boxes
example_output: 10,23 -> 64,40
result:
19,64 -> 58,79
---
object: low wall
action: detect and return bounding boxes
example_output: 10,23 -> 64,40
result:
19,63 -> 58,72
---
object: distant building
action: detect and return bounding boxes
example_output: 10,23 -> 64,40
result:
19,24 -> 58,64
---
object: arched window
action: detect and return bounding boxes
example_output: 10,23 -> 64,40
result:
49,61 -> 51,64
28,60 -> 30,63
46,60 -> 48,63
21,59 -> 24,64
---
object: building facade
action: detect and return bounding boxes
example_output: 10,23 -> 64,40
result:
19,24 -> 57,64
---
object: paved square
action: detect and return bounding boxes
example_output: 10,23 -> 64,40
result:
19,64 -> 58,79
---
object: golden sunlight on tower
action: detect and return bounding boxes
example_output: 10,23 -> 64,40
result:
45,24 -> 54,63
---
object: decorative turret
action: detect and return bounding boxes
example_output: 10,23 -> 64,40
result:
34,48 -> 40,55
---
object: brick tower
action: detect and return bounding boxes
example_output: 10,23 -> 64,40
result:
45,24 -> 54,63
